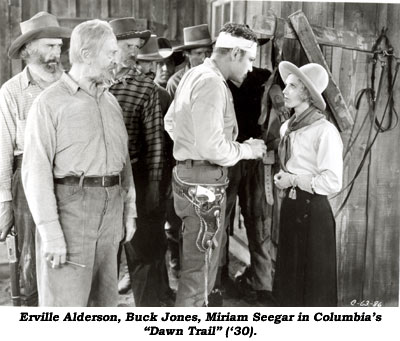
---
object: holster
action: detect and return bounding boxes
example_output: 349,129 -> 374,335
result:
172,168 -> 228,251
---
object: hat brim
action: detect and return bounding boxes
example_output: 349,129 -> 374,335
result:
173,40 -> 214,52
137,50 -> 173,62
257,38 -> 270,46
115,30 -> 151,46
279,61 -> 326,111
8,26 -> 72,59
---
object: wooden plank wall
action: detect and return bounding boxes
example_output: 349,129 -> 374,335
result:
221,1 -> 399,306
0,0 -> 208,85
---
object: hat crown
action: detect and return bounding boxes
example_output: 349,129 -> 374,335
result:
139,35 -> 159,55
183,24 -> 212,45
109,17 -> 138,36
20,11 -> 60,34
157,37 -> 172,50
300,63 -> 329,93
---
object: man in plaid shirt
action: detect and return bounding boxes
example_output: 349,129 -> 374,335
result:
109,18 -> 169,306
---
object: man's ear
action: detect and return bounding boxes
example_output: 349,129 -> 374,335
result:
230,47 -> 241,61
80,48 -> 91,65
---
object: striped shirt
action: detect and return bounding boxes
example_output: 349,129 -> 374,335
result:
0,66 -> 44,202
110,69 -> 164,181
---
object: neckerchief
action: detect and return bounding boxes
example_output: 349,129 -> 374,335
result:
278,105 -> 325,172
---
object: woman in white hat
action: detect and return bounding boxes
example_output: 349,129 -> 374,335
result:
273,61 -> 343,306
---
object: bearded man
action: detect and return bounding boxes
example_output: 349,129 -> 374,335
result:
0,12 -> 70,306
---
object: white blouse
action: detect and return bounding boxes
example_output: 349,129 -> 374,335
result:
280,118 -> 343,195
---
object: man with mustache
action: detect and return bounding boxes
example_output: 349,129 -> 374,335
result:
109,18 -> 169,307
0,11 -> 71,306
21,19 -> 136,306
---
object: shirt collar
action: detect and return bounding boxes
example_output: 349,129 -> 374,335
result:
60,72 -> 80,94
203,58 -> 228,87
21,66 -> 37,90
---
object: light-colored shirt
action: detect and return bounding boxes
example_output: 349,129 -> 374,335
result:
164,58 -> 253,167
166,64 -> 189,99
22,73 -> 136,242
0,66 -> 43,202
280,117 -> 343,195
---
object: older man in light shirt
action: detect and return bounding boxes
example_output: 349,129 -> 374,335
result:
164,23 -> 266,307
22,19 -> 136,306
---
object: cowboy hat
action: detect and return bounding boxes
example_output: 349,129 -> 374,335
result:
279,61 -> 329,111
157,37 -> 185,66
8,11 -> 72,59
137,35 -> 173,62
109,17 -> 151,46
173,24 -> 213,52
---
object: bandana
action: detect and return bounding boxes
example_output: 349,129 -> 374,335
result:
278,106 -> 325,172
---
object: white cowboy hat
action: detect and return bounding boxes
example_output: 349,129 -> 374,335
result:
279,61 -> 329,111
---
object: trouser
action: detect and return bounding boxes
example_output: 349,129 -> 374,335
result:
172,162 -> 228,307
36,184 -> 124,306
273,188 -> 337,307
223,159 -> 274,291
12,158 -> 37,306
126,166 -> 168,307
165,182 -> 182,266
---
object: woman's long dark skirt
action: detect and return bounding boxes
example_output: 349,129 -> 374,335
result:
273,188 -> 337,307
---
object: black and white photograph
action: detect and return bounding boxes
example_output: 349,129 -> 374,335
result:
0,0 -> 398,339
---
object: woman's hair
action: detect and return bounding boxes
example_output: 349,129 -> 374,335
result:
298,79 -> 314,106
69,19 -> 114,64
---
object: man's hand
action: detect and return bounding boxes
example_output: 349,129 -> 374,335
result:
144,181 -> 160,214
274,171 -> 295,190
243,138 -> 267,159
0,201 -> 14,242
123,216 -> 136,243
43,236 -> 67,268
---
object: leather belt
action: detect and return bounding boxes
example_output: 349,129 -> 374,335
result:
54,175 -> 120,187
172,168 -> 228,201
176,160 -> 215,167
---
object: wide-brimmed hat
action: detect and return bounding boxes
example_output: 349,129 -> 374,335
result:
8,11 -> 72,59
157,37 -> 185,65
279,61 -> 329,111
109,17 -> 151,46
137,35 -> 173,62
173,24 -> 213,52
